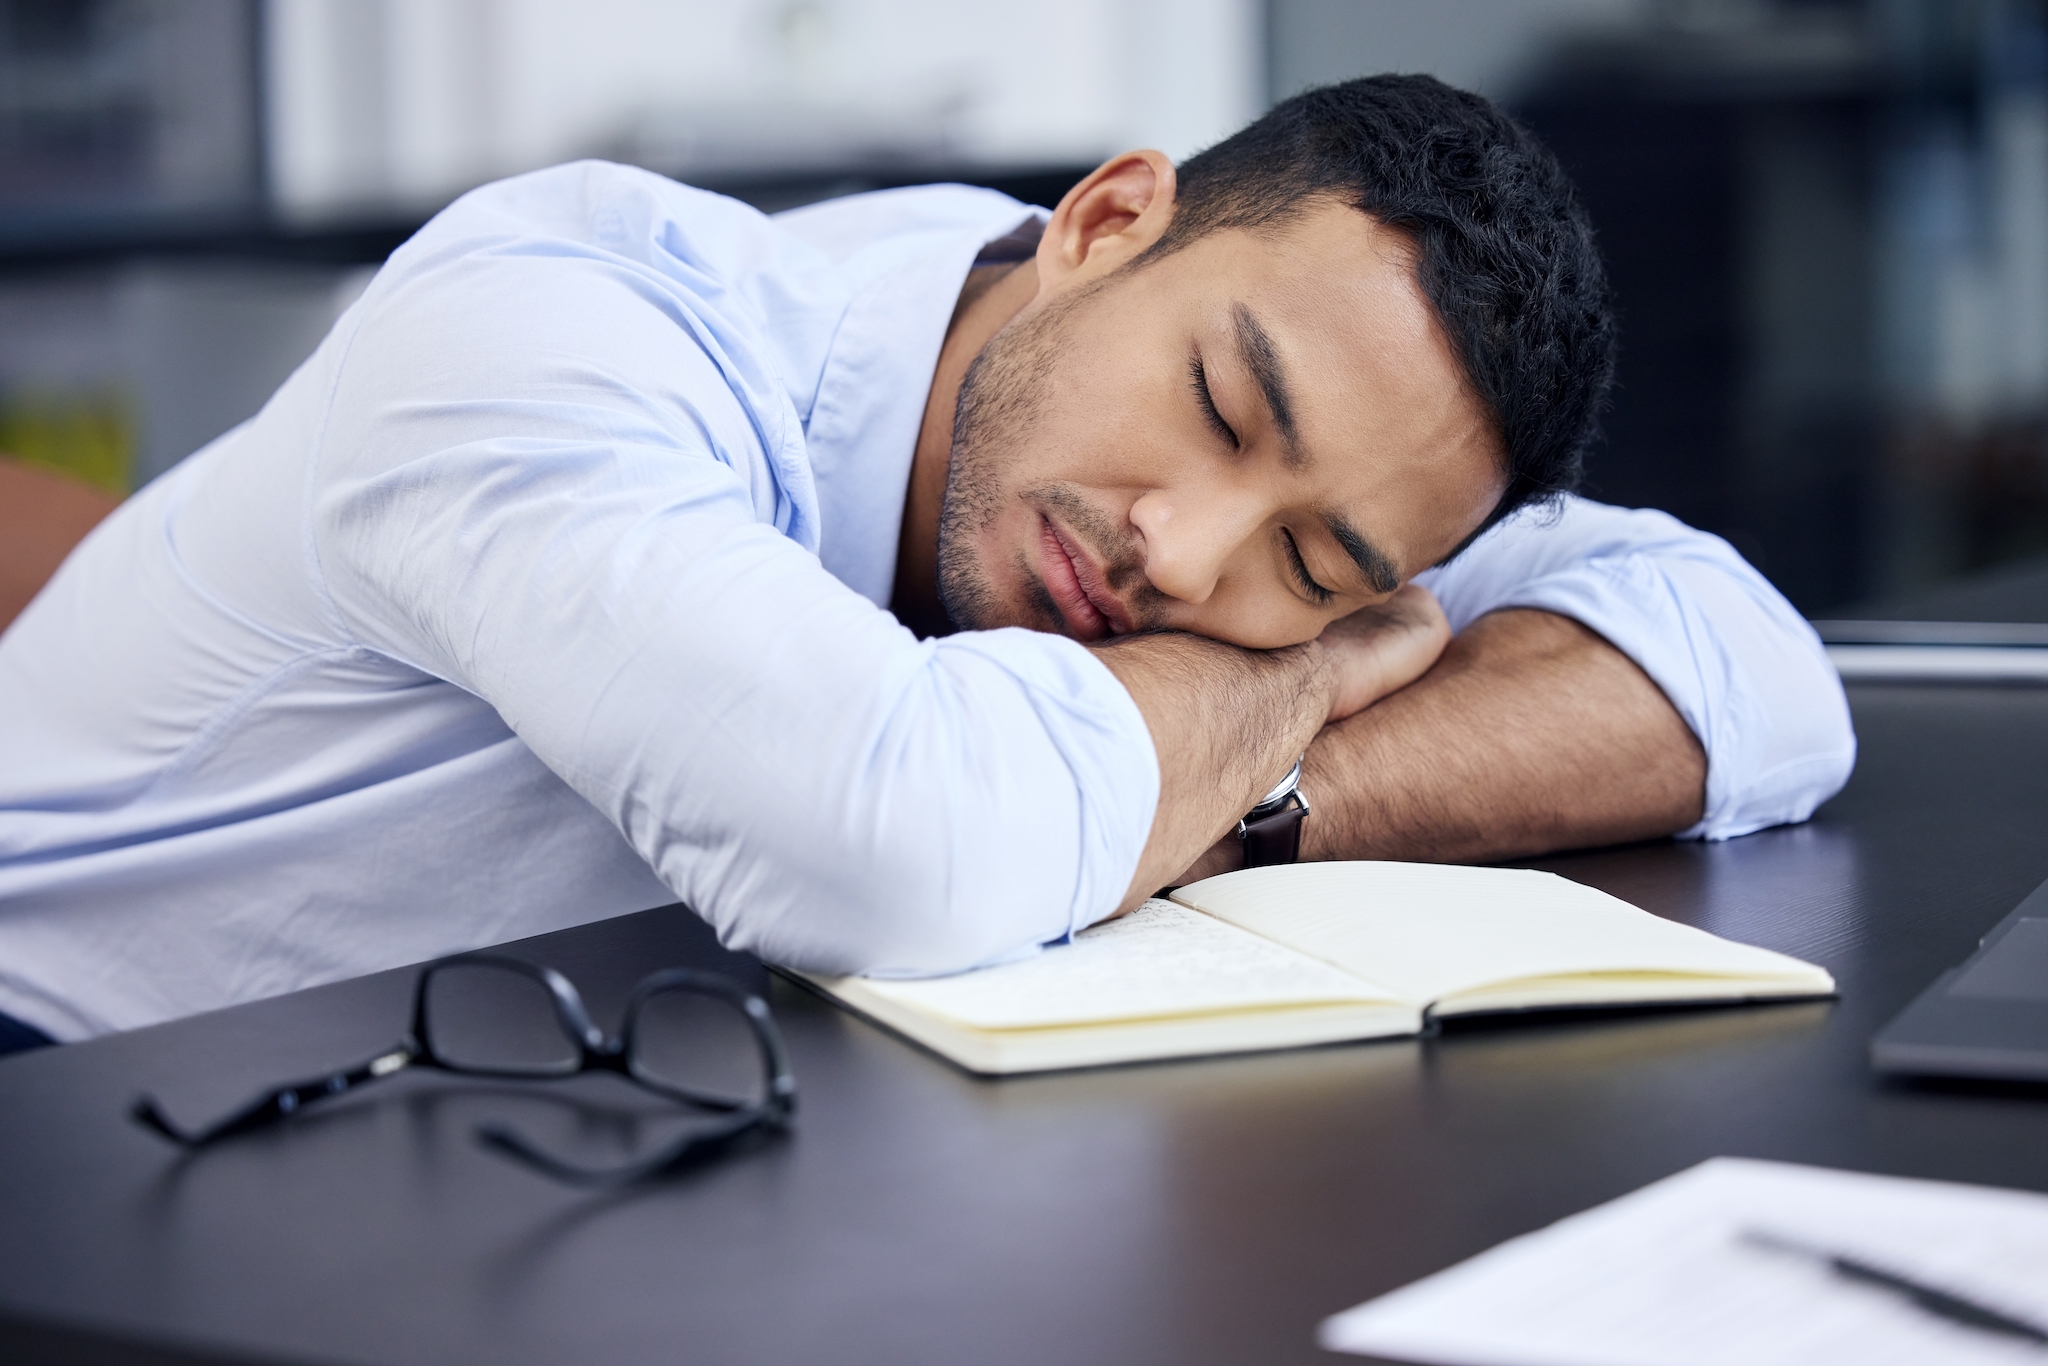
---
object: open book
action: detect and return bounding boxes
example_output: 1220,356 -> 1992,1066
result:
794,862 -> 1834,1075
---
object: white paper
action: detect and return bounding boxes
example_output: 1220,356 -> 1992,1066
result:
855,899 -> 1397,1030
1177,863 -> 1832,1005
1321,1157 -> 2048,1366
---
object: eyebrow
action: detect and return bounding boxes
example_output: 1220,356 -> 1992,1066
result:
1325,513 -> 1402,595
1227,303 -> 1399,596
1231,303 -> 1302,468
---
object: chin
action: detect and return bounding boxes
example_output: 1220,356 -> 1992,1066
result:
936,528 -> 1024,633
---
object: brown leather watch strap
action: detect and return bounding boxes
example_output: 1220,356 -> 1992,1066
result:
1238,793 -> 1308,867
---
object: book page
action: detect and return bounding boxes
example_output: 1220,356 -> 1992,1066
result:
851,899 -> 1405,1031
1322,1157 -> 2048,1366
1172,862 -> 1832,1008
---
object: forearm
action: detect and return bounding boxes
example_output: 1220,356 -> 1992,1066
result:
1093,632 -> 1331,909
1301,608 -> 1705,863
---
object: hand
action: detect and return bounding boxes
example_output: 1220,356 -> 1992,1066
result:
1155,586 -> 1447,891
1316,583 -> 1451,723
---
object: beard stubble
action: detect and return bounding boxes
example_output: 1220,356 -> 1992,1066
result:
935,283 -> 1154,633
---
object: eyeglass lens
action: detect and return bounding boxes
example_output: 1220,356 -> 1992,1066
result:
629,985 -> 769,1109
421,961 -> 581,1075
133,951 -> 790,1183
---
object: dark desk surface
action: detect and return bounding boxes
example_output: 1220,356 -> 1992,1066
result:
5,679 -> 2048,1366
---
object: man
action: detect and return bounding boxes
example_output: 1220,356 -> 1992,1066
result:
0,78 -> 1852,1047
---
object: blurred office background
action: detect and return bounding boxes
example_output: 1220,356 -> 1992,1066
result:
1,0 -> 2043,614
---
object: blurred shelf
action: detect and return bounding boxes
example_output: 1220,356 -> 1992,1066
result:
0,163 -> 1096,275
0,205 -> 422,274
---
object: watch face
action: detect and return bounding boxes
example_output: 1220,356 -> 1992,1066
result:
1253,759 -> 1305,812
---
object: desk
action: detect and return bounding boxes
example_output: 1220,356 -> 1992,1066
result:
3,679 -> 2047,1366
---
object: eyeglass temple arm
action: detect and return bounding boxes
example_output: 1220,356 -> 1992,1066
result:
474,1101 -> 780,1186
131,1042 -> 419,1147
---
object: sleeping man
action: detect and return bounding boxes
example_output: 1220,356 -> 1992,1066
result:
0,77 -> 1853,1048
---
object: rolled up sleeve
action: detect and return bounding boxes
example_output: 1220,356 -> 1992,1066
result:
1416,497 -> 1855,840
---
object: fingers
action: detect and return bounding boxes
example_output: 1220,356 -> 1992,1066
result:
1319,584 -> 1451,721
1369,585 -> 1451,691
1359,582 -> 1449,637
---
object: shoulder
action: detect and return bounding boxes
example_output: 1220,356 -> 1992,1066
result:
771,183 -> 1041,267
408,161 -> 749,246
342,162 -> 822,410
1434,496 -> 1744,576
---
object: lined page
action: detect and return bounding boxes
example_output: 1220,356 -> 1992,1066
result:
1173,863 -> 1831,1007
852,899 -> 1404,1030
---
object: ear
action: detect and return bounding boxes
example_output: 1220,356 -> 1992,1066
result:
1036,149 -> 1177,290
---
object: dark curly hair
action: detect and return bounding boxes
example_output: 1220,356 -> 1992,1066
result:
1142,74 -> 1614,548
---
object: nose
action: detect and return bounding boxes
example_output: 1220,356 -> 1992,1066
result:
1128,486 -> 1267,606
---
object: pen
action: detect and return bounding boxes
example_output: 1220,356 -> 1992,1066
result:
1740,1227 -> 2048,1347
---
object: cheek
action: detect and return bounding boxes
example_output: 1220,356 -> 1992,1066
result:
1035,323 -> 1190,480
1162,587 -> 1336,651
1042,414 -> 1204,516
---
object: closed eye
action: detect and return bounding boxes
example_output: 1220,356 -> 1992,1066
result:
1283,528 -> 1334,605
1189,352 -> 1238,448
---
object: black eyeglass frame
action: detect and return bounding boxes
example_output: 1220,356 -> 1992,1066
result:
132,953 -> 797,1185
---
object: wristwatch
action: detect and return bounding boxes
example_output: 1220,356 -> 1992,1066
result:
1236,757 -> 1310,867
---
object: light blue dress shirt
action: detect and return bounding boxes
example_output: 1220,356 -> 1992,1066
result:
0,163 -> 1854,1041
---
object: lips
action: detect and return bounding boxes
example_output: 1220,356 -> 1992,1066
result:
1037,515 -> 1131,641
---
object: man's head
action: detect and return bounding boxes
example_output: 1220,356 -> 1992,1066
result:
934,75 -> 1614,650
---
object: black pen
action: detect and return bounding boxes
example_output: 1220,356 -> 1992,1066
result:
1741,1227 -> 2048,1347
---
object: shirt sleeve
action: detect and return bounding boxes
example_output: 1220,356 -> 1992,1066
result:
1414,495 -> 1856,841
305,226 -> 1157,977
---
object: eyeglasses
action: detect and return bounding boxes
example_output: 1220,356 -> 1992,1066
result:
132,953 -> 797,1185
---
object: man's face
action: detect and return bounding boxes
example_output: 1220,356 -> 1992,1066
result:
936,199 -> 1506,650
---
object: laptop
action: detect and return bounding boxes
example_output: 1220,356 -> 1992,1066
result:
1872,875 -> 2048,1082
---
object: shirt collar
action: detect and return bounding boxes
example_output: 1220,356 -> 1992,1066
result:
779,187 -> 1046,608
